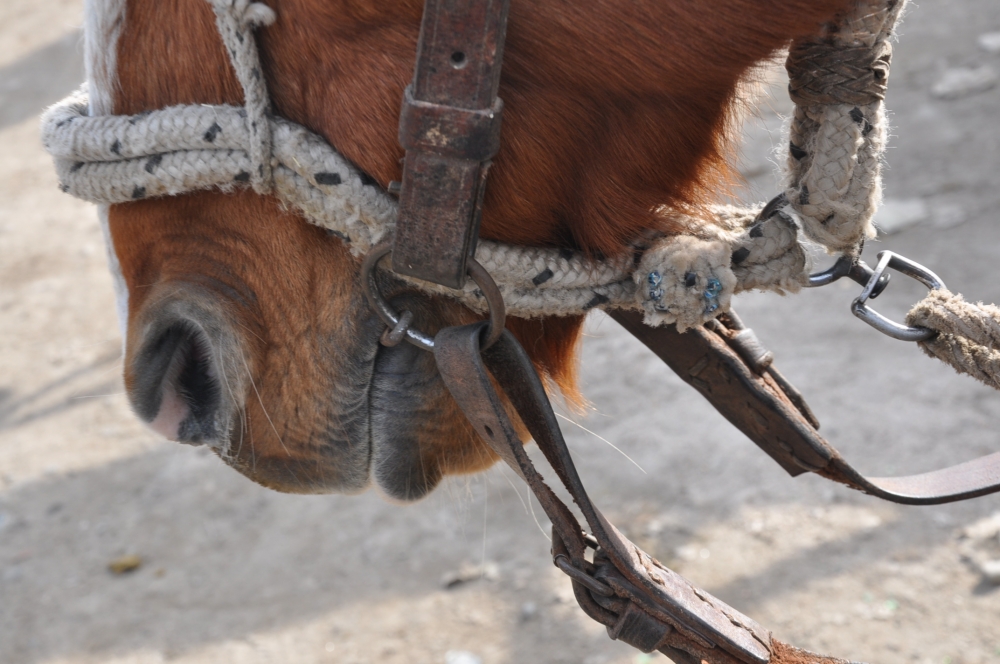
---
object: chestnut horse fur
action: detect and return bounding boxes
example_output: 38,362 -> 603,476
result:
106,0 -> 854,499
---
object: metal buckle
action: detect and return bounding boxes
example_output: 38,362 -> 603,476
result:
850,251 -> 944,342
361,242 -> 506,351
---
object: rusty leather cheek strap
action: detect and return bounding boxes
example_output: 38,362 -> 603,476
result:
609,310 -> 1000,505
393,0 -> 510,289
434,324 -> 774,664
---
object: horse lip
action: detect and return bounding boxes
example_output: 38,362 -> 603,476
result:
368,335 -> 445,501
365,290 -> 465,501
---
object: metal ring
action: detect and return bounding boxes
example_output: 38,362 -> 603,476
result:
466,257 -> 506,350
361,242 -> 507,352
380,310 -> 414,347
850,251 -> 945,342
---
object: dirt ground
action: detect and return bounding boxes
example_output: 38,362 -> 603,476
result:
2,2 -> 1000,663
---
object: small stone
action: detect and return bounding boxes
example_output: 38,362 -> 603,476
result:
675,545 -> 699,562
875,198 -> 929,234
441,561 -> 499,588
962,512 -> 1000,540
931,66 -> 998,100
979,32 -> 1000,54
644,518 -> 665,537
519,601 -> 538,621
445,651 -> 482,664
108,554 -> 143,575
976,559 -> 1000,585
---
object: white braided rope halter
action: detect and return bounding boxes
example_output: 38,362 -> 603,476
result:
44,0 -> 883,331
784,0 -> 908,253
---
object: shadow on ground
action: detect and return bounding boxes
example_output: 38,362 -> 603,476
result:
0,30 -> 84,131
0,432 -> 986,664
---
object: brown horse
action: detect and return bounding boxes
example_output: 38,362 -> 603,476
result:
90,0 -> 853,500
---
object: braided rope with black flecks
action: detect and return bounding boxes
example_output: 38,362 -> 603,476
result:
784,0 -> 908,254
41,0 -> 813,329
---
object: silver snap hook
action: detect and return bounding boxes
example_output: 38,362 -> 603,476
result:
851,251 -> 945,342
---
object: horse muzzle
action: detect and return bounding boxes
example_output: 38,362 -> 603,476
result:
122,278 -> 491,498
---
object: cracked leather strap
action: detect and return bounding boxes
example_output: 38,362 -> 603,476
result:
435,323 -> 781,664
392,0 -> 510,289
609,309 -> 1000,505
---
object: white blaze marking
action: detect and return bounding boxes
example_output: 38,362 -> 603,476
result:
84,0 -> 129,341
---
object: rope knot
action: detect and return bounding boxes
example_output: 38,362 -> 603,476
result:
241,2 -> 276,28
787,39 -> 893,106
209,0 -> 276,28
635,234 -> 737,332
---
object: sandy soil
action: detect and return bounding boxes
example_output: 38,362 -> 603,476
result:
2,2 -> 1000,663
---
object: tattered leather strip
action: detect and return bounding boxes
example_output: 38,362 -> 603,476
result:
434,323 -> 772,664
610,309 -> 1000,505
392,0 -> 511,288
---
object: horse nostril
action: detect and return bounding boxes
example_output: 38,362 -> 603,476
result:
130,322 -> 223,444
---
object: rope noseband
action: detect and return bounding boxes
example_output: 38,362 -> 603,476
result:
44,0 -> 814,332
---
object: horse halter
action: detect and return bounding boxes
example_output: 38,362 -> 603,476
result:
369,1 -> 1000,663
39,0 -> 1000,662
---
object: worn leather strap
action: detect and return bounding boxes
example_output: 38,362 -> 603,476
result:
435,324 -> 775,664
609,309 -> 1000,505
392,0 -> 510,289
432,311 -> 998,662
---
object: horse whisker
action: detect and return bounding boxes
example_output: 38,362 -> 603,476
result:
555,412 -> 646,475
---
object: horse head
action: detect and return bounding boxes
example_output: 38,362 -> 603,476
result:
89,0 -> 852,498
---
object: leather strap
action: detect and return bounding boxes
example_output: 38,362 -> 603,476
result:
435,324 -> 774,664
609,309 -> 1000,505
433,313 -> 1000,663
392,0 -> 510,289
434,323 -> 868,664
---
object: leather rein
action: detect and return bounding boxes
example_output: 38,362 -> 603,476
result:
361,2 -> 1000,663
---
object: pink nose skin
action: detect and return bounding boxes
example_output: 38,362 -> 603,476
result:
147,381 -> 190,442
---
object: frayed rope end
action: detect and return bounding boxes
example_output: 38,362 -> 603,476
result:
634,235 -> 737,333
